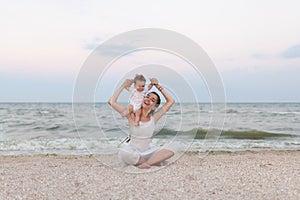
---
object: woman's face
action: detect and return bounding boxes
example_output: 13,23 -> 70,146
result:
142,93 -> 158,110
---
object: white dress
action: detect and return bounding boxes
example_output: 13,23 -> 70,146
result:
118,117 -> 159,165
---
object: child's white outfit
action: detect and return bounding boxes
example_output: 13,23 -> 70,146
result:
129,87 -> 148,112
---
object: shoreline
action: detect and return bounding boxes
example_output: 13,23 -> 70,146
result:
1,149 -> 299,157
1,150 -> 299,199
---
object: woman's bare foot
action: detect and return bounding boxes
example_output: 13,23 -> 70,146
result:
153,162 -> 164,167
137,162 -> 151,169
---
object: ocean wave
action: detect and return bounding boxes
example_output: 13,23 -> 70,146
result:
0,134 -> 299,156
46,125 -> 61,131
226,109 -> 239,114
154,128 -> 299,140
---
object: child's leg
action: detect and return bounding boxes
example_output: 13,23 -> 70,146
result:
134,108 -> 141,126
130,113 -> 135,121
128,104 -> 133,115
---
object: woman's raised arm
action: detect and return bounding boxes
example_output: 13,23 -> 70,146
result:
108,79 -> 133,115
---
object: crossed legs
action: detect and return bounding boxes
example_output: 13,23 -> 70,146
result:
136,149 -> 174,169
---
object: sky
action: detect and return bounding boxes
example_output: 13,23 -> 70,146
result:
1,0 -> 300,102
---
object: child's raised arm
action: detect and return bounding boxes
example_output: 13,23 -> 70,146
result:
148,77 -> 158,90
124,81 -> 132,91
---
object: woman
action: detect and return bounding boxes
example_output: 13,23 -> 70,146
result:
108,78 -> 175,169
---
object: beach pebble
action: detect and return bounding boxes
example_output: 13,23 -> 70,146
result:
0,151 -> 299,199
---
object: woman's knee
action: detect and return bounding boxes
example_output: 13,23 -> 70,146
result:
118,149 -> 140,165
166,149 -> 174,157
160,149 -> 174,158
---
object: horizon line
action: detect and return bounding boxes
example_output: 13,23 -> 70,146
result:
0,101 -> 299,104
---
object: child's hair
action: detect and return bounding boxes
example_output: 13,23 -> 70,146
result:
134,74 -> 146,83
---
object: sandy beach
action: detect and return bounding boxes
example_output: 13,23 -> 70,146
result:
0,151 -> 299,199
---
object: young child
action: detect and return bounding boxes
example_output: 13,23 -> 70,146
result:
122,74 -> 154,126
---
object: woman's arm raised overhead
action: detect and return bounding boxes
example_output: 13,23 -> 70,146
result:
108,79 -> 133,116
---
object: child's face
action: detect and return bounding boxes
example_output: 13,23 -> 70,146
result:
135,80 -> 145,92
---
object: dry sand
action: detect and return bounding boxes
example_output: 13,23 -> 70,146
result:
0,151 -> 299,199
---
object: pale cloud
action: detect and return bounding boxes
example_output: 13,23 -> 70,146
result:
84,38 -> 104,50
282,45 -> 300,58
84,44 -> 137,57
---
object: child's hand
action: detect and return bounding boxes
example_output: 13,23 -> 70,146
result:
122,79 -> 133,88
150,78 -> 158,85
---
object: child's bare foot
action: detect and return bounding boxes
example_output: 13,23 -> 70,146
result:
134,121 -> 139,126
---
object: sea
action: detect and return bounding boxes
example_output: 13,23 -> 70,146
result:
0,103 -> 299,156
